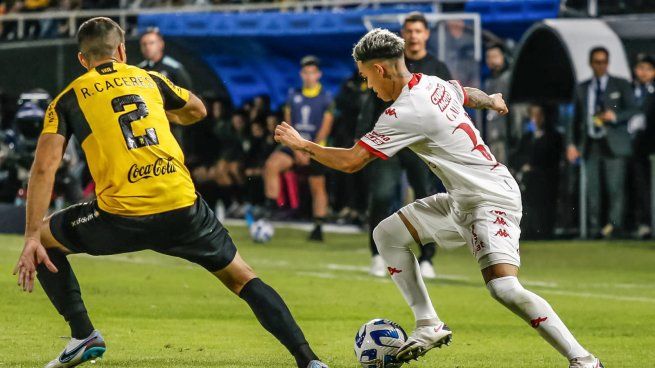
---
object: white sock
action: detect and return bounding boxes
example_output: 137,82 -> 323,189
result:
372,214 -> 439,323
487,276 -> 590,360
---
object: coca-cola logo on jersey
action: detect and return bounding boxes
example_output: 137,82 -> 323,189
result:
364,131 -> 390,145
127,157 -> 177,183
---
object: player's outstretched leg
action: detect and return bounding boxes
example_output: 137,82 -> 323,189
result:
37,223 -> 106,368
372,213 -> 452,362
483,263 -> 603,368
213,252 -> 327,368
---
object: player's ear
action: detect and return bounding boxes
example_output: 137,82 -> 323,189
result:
117,43 -> 127,63
77,52 -> 89,70
373,63 -> 385,78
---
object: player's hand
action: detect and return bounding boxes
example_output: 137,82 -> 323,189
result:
13,237 -> 58,292
275,122 -> 308,151
489,93 -> 509,116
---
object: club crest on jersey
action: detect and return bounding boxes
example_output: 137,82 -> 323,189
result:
431,84 -> 452,112
127,157 -> 177,183
384,108 -> 398,118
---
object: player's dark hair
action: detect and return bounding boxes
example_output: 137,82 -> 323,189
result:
636,53 -> 655,68
300,55 -> 320,69
589,46 -> 609,63
352,28 -> 405,62
487,43 -> 505,54
403,12 -> 429,29
140,26 -> 163,41
77,17 -> 125,61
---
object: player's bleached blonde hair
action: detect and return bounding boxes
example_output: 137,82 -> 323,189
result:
352,28 -> 405,62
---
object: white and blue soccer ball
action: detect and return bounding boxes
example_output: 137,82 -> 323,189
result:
249,219 -> 274,243
354,319 -> 407,368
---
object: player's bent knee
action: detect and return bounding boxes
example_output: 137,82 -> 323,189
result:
486,276 -> 523,305
213,253 -> 258,294
372,214 -> 413,253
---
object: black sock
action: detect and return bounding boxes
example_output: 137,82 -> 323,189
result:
36,249 -> 94,339
239,278 -> 317,367
419,242 -> 437,263
313,217 -> 324,230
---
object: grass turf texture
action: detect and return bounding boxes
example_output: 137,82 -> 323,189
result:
1,228 -> 654,367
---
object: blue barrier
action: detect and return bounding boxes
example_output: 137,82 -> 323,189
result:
138,2 -> 558,108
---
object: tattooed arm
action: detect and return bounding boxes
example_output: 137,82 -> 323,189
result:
463,87 -> 509,115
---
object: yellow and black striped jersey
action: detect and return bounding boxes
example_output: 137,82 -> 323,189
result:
42,61 -> 197,216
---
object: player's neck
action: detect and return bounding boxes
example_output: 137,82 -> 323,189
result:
150,53 -> 164,64
87,58 -> 121,69
405,49 -> 427,61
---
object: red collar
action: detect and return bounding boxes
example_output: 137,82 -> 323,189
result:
408,73 -> 422,90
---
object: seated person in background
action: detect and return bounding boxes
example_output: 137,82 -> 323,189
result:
263,56 -> 334,241
244,120 -> 276,209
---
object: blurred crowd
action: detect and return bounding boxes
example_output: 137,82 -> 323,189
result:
0,0 -> 290,40
0,11 -> 653,247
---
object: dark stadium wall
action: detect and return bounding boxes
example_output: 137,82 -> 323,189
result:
0,37 -> 228,111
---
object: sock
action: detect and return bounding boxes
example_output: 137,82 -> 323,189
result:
313,217 -> 324,230
36,249 -> 94,339
372,214 -> 440,323
239,278 -> 318,367
486,276 -> 590,360
418,243 -> 437,263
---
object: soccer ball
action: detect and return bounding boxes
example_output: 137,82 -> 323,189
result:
354,319 -> 407,368
249,219 -> 274,243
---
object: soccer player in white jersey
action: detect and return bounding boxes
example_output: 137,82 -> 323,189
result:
275,28 -> 603,368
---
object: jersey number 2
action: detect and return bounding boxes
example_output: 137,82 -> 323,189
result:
111,94 -> 159,150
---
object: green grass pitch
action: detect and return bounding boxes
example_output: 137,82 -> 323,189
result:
1,227 -> 654,367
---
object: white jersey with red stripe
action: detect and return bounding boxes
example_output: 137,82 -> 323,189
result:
358,73 -> 522,213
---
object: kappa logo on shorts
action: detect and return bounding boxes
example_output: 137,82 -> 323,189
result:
530,316 -> 548,328
495,229 -> 511,238
493,217 -> 508,226
387,267 -> 402,276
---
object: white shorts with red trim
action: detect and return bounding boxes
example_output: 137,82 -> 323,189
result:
398,193 -> 521,269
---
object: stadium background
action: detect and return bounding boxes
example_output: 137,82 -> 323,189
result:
1,1 -> 655,367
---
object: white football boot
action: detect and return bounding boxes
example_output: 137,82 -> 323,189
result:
396,321 -> 452,362
369,255 -> 387,278
307,360 -> 329,368
419,260 -> 436,280
569,355 -> 604,368
45,330 -> 106,368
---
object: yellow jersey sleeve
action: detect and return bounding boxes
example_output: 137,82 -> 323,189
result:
147,71 -> 190,110
41,91 -> 70,137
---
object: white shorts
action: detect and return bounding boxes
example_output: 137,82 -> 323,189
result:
398,193 -> 522,269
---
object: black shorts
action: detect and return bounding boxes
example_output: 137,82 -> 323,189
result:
49,196 -> 237,272
279,146 -> 328,176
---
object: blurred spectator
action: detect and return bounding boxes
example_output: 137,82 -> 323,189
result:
628,54 -> 655,238
243,120 -> 275,207
512,104 -> 563,239
263,55 -> 334,241
357,12 -> 452,278
330,70 -> 367,225
443,19 -> 477,87
137,28 -> 193,146
402,12 -> 452,80
567,46 -> 639,238
484,43 -> 511,164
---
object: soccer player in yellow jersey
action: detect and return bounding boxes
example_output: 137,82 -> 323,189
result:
12,17 -> 328,368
